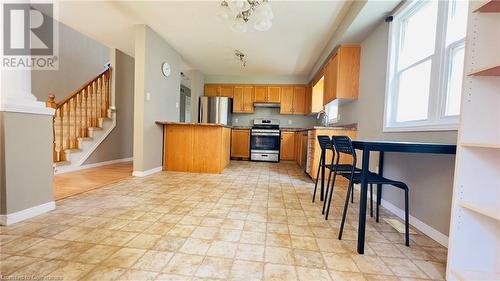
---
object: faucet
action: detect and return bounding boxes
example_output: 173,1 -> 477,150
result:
316,110 -> 328,127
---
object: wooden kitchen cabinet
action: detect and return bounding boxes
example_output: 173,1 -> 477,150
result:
294,131 -> 308,169
323,45 -> 360,105
231,129 -> 250,159
280,131 -> 295,161
280,86 -> 294,114
254,86 -> 268,102
268,87 -> 281,103
293,86 -> 306,114
204,84 -> 220,97
204,84 -> 233,98
280,86 -> 306,115
219,85 -> 234,98
233,86 -> 254,113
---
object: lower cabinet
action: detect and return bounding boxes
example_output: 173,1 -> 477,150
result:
280,131 -> 296,161
231,129 -> 250,159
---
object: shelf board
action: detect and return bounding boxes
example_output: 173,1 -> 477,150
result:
468,65 -> 500,76
461,143 -> 500,149
452,269 -> 500,281
474,0 -> 500,13
460,201 -> 500,222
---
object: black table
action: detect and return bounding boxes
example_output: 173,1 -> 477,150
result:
351,140 -> 457,254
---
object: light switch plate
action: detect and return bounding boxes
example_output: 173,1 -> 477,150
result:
146,92 -> 151,101
288,120 -> 292,125
175,102 -> 179,108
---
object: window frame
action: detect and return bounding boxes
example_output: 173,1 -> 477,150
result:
384,0 -> 465,132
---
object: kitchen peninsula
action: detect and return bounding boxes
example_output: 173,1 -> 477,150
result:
156,122 -> 231,173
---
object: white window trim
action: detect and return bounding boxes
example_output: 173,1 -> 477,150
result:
383,0 -> 463,132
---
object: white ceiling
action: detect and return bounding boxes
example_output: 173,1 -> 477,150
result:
57,1 -> 351,77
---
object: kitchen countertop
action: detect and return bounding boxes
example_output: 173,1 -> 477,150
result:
155,121 -> 231,128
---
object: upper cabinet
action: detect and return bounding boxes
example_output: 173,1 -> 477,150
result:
280,86 -> 307,115
204,84 -> 234,98
233,86 -> 254,113
204,84 -> 220,97
204,83 -> 305,115
254,86 -> 281,103
311,77 -> 324,113
322,45 -> 360,105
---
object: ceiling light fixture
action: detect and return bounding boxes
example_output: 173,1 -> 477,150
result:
235,50 -> 247,67
218,0 -> 274,33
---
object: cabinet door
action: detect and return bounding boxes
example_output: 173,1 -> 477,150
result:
231,129 -> 250,158
330,54 -> 339,103
204,85 -> 220,97
337,46 -> 360,99
323,56 -> 337,105
220,85 -> 234,98
233,86 -> 244,113
267,86 -> 281,103
279,86 -> 294,114
280,132 -> 295,161
254,86 -> 267,102
242,86 -> 254,113
293,86 -> 306,115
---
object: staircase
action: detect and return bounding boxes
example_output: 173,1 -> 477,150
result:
47,65 -> 115,173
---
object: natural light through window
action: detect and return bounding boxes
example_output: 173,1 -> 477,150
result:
385,0 -> 468,131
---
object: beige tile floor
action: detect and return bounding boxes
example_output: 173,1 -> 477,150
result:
0,161 -> 447,281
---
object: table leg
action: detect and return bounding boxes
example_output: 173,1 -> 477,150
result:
377,151 -> 384,206
357,148 -> 370,254
321,150 -> 325,201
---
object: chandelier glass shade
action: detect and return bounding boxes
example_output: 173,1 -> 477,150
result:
218,0 -> 273,32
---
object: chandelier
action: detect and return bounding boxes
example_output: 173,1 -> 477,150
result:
217,0 -> 274,33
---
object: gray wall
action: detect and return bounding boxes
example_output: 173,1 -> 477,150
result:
84,49 -> 135,164
336,22 -> 457,235
31,19 -> 109,102
185,70 -> 205,123
133,25 -> 182,172
0,112 -> 54,214
233,107 -> 318,129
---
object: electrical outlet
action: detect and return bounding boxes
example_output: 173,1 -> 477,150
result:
175,102 -> 179,108
146,92 -> 151,101
235,118 -> 239,123
288,120 -> 292,125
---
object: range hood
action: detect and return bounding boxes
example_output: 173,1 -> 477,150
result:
254,102 -> 280,108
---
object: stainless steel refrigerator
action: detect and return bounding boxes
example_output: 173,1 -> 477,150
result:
198,96 -> 233,126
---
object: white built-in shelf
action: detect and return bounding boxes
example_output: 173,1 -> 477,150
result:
468,65 -> 500,76
474,0 -> 500,13
460,201 -> 500,222
461,143 -> 500,149
452,269 -> 500,281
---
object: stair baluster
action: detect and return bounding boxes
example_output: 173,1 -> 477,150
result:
49,66 -> 111,164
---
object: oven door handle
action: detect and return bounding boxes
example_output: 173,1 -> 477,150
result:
251,133 -> 280,136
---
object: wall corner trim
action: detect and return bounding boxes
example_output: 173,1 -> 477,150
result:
0,201 -> 56,226
132,166 -> 162,177
380,198 -> 449,247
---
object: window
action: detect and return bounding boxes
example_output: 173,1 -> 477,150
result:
385,0 -> 468,131
325,99 -> 339,124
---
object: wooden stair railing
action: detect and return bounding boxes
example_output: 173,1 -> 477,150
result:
48,66 -> 112,163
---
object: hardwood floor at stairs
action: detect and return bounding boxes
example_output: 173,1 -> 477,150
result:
53,162 -> 133,200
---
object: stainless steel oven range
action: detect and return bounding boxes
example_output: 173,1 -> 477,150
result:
250,119 -> 280,162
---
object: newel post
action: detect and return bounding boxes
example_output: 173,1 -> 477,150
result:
46,94 -> 56,109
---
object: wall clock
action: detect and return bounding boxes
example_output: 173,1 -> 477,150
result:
161,62 -> 171,77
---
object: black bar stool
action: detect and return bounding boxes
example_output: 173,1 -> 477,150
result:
331,136 -> 410,246
312,136 -> 332,203
322,138 -> 361,220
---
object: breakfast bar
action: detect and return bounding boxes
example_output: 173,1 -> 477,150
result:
156,122 -> 231,173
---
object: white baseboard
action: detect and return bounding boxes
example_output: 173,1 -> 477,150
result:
55,157 -> 133,174
0,201 -> 55,225
380,198 -> 449,247
352,185 -> 449,247
133,166 -> 162,177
